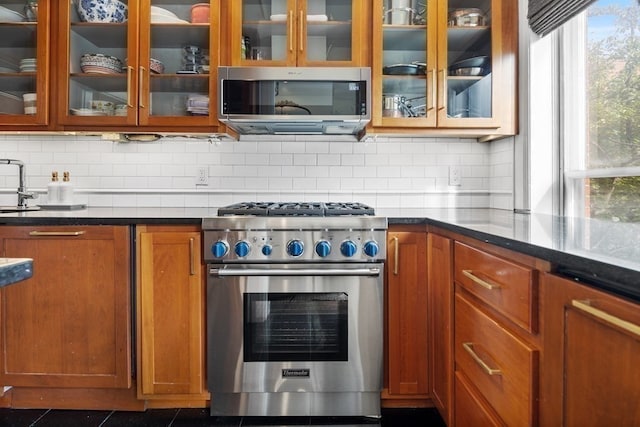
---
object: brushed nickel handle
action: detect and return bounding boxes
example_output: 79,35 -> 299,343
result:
572,299 -> 640,337
393,236 -> 399,275
462,342 -> 502,376
189,237 -> 195,276
462,269 -> 501,290
289,10 -> 294,52
29,231 -> 86,236
299,10 -> 304,53
126,65 -> 134,108
139,66 -> 146,108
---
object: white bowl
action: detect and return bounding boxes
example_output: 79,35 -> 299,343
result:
150,6 -> 178,19
75,0 -> 127,23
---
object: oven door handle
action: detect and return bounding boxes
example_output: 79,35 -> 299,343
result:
209,267 -> 381,277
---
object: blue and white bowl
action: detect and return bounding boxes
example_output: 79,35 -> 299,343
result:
76,0 -> 127,23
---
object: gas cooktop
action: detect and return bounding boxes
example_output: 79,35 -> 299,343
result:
217,202 -> 375,217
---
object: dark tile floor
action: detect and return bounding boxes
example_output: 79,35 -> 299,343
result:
0,407 -> 446,427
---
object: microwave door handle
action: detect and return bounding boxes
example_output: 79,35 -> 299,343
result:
210,267 -> 381,277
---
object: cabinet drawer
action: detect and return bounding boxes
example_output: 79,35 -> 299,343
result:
454,241 -> 538,332
455,292 -> 538,427
454,371 -> 504,427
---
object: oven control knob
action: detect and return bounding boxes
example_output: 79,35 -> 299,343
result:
211,240 -> 229,258
235,241 -> 250,257
363,240 -> 380,257
340,240 -> 358,257
315,240 -> 332,257
262,244 -> 273,256
287,239 -> 304,257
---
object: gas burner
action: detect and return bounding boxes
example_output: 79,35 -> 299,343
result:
217,202 -> 375,216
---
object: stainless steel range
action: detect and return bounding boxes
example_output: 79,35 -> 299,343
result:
203,202 -> 387,418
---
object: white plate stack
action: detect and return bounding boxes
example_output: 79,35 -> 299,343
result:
186,94 -> 209,116
19,58 -> 36,72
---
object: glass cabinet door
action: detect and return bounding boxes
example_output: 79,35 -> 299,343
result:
438,0 -> 500,127
234,0 -> 361,66
60,0 -> 217,126
373,0 -> 437,127
140,0 -> 215,126
373,0 -> 514,131
60,0 -> 135,125
0,0 -> 49,125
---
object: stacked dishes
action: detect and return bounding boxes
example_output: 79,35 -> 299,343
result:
75,0 -> 127,23
80,53 -> 123,74
19,58 -> 36,72
179,45 -> 207,73
186,94 -> 209,115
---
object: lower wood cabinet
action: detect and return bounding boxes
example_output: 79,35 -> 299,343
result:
136,225 -> 209,406
542,272 -> 640,427
427,233 -> 453,425
383,226 -> 429,406
0,225 -> 131,389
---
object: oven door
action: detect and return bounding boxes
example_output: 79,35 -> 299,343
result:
207,263 -> 383,395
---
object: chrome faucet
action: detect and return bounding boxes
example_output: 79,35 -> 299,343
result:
0,159 -> 37,209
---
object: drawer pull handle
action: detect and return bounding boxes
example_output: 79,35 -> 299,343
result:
462,342 -> 502,376
29,231 -> 86,237
572,299 -> 640,338
462,270 -> 500,290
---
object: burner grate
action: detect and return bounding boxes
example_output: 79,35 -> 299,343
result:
217,202 -> 375,216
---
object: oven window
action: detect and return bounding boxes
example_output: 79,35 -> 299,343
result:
244,293 -> 348,362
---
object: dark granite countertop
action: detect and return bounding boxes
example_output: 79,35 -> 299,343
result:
0,258 -> 33,288
382,208 -> 640,303
1,207 -> 638,302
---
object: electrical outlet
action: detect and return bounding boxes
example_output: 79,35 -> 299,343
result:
448,165 -> 462,186
196,166 -> 209,185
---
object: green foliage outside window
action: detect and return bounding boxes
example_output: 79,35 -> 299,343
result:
587,2 -> 640,221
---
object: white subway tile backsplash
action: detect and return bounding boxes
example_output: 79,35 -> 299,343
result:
0,134 -> 513,210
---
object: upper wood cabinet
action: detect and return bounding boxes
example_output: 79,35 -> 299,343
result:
225,0 -> 369,66
371,0 -> 517,138
56,0 -> 220,131
0,1 -> 50,127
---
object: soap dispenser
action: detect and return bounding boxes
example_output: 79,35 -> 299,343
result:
47,171 -> 60,204
59,171 -> 74,205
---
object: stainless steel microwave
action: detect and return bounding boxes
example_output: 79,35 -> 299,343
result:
218,66 -> 371,138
